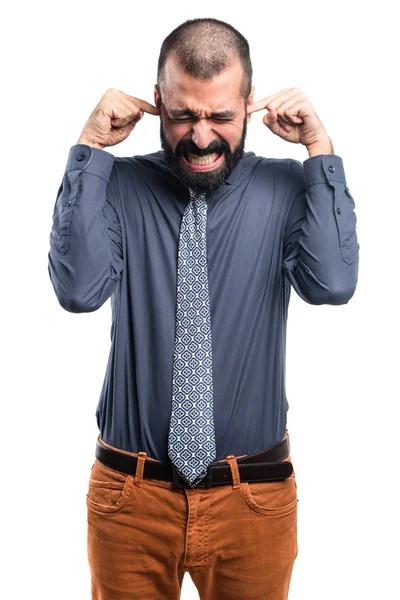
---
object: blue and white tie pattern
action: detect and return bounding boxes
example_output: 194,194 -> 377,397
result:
168,188 -> 217,488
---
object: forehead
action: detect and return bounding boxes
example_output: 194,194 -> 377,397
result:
161,53 -> 244,112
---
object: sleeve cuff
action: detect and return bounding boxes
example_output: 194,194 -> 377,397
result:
65,144 -> 116,182
302,154 -> 346,187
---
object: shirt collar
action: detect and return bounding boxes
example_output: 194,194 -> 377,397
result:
223,154 -> 245,186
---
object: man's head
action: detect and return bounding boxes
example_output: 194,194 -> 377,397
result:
154,18 -> 255,193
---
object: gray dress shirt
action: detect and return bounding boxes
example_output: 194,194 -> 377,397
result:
48,144 -> 359,462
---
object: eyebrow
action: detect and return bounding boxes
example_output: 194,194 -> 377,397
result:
167,109 -> 236,119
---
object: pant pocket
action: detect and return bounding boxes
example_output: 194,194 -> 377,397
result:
86,459 -> 134,513
240,457 -> 298,517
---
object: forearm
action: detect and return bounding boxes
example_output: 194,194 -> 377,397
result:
306,134 -> 334,157
77,135 -> 104,150
48,144 -> 124,312
282,154 -> 359,305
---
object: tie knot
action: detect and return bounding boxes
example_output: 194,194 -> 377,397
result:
189,188 -> 207,203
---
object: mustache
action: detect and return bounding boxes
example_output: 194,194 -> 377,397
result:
175,138 -> 231,157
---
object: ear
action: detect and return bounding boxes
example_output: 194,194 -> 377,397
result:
154,84 -> 161,111
246,85 -> 255,122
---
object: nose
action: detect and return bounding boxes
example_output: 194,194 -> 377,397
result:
191,119 -> 217,149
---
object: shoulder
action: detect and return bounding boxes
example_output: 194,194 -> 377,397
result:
113,150 -> 166,174
241,151 -> 303,187
244,151 -> 300,173
112,150 -> 187,192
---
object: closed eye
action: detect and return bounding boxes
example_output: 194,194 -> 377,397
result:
170,118 -> 193,123
170,117 -> 232,124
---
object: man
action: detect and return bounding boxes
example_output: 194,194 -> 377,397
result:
48,17 -> 359,600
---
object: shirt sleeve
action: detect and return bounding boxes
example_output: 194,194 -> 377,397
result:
282,154 -> 359,305
47,144 -> 124,312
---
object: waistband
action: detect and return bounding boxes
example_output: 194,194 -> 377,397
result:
94,429 -> 293,490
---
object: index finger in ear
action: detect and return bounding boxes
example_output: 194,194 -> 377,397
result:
247,89 -> 291,114
129,96 -> 160,115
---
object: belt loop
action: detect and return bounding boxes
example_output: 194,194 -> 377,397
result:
134,452 -> 147,487
226,455 -> 241,489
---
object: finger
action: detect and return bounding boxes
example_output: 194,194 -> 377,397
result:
247,88 -> 291,114
278,97 -> 309,123
278,119 -> 293,132
263,109 -> 281,134
275,94 -> 304,113
128,96 -> 160,115
265,111 -> 292,137
111,106 -> 144,127
251,89 -> 304,124
264,89 -> 302,111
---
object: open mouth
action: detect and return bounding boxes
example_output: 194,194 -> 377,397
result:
182,151 -> 224,171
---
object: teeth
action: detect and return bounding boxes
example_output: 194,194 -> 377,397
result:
187,152 -> 219,165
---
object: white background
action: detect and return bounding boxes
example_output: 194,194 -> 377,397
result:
2,0 -> 399,598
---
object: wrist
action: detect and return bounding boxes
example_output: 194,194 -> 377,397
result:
306,135 -> 334,157
77,137 -> 104,150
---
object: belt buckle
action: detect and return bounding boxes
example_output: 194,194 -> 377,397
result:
171,463 -> 190,489
171,463 -> 210,489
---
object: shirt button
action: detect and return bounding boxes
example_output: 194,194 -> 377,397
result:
77,154 -> 85,161
67,200 -> 72,207
337,207 -> 341,214
328,165 -> 335,173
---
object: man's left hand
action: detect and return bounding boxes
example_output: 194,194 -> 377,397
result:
247,87 -> 331,150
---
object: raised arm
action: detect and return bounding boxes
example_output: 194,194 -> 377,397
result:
282,154 -> 359,305
47,88 -> 159,312
48,145 -> 123,312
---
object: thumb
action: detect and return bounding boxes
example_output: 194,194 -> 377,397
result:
263,108 -> 280,134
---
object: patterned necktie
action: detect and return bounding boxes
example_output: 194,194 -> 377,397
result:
168,187 -> 217,488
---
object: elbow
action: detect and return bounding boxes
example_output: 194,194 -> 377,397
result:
48,261 -> 116,313
319,283 -> 357,305
48,266 -> 100,312
304,279 -> 358,305
294,256 -> 359,305
286,262 -> 359,305
320,263 -> 359,305
48,275 -> 102,313
57,294 -> 102,313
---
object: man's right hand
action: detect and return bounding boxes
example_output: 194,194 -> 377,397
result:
77,88 -> 160,149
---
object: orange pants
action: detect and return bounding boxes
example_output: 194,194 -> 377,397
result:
86,428 -> 298,599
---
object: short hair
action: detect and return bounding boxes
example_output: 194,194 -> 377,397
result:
157,18 -> 253,100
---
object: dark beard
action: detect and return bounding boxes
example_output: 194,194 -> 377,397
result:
159,117 -> 247,193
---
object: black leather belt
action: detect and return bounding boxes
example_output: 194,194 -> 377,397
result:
95,436 -> 293,489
